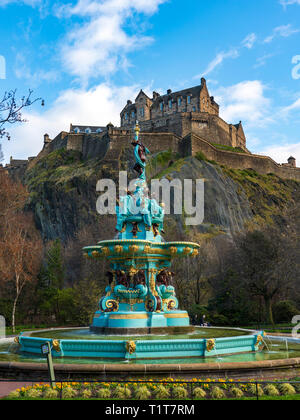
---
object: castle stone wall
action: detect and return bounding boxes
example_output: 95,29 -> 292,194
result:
183,133 -> 300,181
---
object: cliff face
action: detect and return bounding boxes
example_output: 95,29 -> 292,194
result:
23,146 -> 299,243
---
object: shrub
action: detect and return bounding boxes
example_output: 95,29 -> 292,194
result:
195,151 -> 207,162
279,383 -> 296,395
81,389 -> 92,399
153,385 -> 170,400
264,385 -> 280,397
230,387 -> 244,398
44,388 -> 59,399
8,390 -> 20,399
113,386 -> 132,399
62,387 -> 77,399
293,383 -> 300,393
97,388 -> 111,399
248,384 -> 264,397
193,387 -> 207,399
211,386 -> 225,399
26,388 -> 43,399
134,386 -> 151,400
210,313 -> 230,326
273,301 -> 298,323
172,386 -> 188,400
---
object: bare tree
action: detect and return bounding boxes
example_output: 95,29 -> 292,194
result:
0,171 -> 43,332
0,213 -> 43,332
0,89 -> 44,140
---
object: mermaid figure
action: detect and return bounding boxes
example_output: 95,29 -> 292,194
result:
131,122 -> 150,181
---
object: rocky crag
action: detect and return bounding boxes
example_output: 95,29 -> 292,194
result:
23,144 -> 300,244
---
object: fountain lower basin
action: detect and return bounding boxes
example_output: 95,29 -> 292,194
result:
16,327 -> 265,360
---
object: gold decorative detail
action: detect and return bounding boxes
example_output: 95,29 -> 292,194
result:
83,253 -> 90,258
129,245 -> 139,253
163,298 -> 177,311
128,266 -> 138,276
52,339 -> 61,353
92,250 -> 100,258
126,341 -> 136,354
169,247 -> 178,255
114,245 -> 123,254
110,314 -> 148,319
120,223 -> 127,233
106,299 -> 119,312
148,268 -> 158,296
255,335 -> 265,350
102,247 -> 110,256
183,247 -> 192,255
14,336 -> 20,344
191,249 -> 199,257
144,245 -> 151,254
206,339 -> 216,352
164,313 -> 189,319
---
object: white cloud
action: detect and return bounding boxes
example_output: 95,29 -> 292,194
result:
254,53 -> 276,69
281,97 -> 300,114
242,33 -> 257,49
215,80 -> 271,126
55,0 -> 168,82
263,24 -> 300,43
14,53 -> 59,86
280,0 -> 300,8
195,49 -> 239,78
259,142 -> 300,164
195,32 -> 257,78
2,83 -> 139,163
0,0 -> 42,6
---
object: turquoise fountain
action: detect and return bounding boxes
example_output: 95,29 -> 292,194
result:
84,123 -> 199,335
16,123 -> 264,361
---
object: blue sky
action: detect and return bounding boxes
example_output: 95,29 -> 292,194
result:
1,0 -> 300,164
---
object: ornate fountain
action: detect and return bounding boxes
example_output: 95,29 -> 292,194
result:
84,123 -> 200,334
15,124 -> 265,362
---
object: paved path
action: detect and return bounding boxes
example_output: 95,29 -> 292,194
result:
0,382 -> 36,398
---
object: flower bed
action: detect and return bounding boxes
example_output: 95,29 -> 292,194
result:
6,378 -> 300,400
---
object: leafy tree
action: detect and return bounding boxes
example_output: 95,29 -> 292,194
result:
42,239 -> 65,290
37,239 -> 66,323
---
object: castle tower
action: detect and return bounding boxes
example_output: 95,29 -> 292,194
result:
288,156 -> 296,167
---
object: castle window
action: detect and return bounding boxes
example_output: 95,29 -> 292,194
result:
96,128 -> 103,133
140,107 -> 144,117
85,128 -> 92,134
74,127 -> 80,134
125,113 -> 128,120
178,98 -> 182,106
131,111 -> 135,118
169,100 -> 172,109
187,95 -> 191,104
160,102 -> 164,111
192,106 -> 196,112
